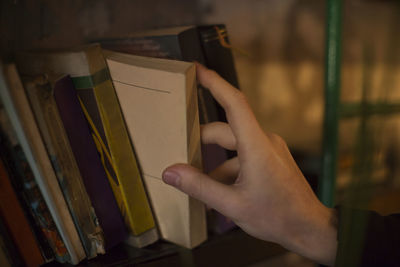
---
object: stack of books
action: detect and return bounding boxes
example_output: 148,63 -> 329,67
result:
0,25 -> 238,266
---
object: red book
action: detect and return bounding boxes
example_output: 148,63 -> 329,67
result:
0,158 -> 44,267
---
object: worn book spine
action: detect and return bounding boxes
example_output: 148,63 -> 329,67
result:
24,76 -> 105,258
15,45 -> 156,248
0,108 -> 70,262
53,75 -> 129,249
0,64 -> 85,265
0,128 -> 55,262
71,46 -> 157,242
0,157 -> 44,267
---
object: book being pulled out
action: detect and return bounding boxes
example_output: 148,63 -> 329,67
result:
104,50 -> 207,248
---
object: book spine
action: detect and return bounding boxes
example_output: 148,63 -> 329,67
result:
24,77 -> 105,258
0,109 -> 70,262
0,157 -> 44,266
0,127 -> 56,262
73,46 -> 156,239
53,75 -> 128,250
0,64 -> 85,265
0,216 -> 23,267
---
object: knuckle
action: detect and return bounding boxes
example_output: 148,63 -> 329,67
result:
270,133 -> 287,146
226,90 -> 247,112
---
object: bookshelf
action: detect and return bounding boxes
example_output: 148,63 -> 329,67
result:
0,0 -> 289,266
43,230 -> 285,267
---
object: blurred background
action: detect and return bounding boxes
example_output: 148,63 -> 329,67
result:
2,0 -> 400,265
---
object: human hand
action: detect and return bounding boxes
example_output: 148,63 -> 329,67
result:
162,63 -> 338,266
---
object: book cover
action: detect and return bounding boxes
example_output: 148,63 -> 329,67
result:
0,157 -> 44,266
0,122 -> 55,262
197,25 -> 239,89
0,63 -> 85,264
0,215 -> 23,267
0,233 -> 11,267
16,44 -> 157,248
105,51 -> 207,248
98,25 -> 228,173
53,75 -> 130,248
23,75 -> 105,258
0,122 -> 69,263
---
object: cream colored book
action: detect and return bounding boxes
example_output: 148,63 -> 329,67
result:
0,64 -> 85,264
104,50 -> 207,249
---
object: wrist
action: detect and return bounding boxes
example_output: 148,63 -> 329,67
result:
284,204 -> 338,266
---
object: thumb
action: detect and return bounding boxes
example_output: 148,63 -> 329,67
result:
162,163 -> 239,218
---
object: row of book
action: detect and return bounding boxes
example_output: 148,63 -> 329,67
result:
0,25 -> 239,266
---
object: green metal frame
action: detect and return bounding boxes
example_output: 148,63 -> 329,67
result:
319,0 -> 343,207
319,0 -> 400,207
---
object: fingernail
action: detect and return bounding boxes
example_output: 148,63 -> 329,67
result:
162,170 -> 180,187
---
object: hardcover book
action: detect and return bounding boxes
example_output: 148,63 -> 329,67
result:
0,157 -> 44,267
105,50 -> 207,248
0,215 -> 23,267
23,75 -> 105,258
0,120 -> 56,262
0,120 -> 69,263
16,45 -> 157,248
0,63 -> 85,264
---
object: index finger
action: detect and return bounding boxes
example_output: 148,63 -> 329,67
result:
195,62 -> 265,154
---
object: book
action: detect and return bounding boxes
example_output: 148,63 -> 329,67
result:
0,216 -> 23,267
16,44 -> 157,248
197,25 -> 239,88
0,115 -> 70,263
0,233 -> 11,267
0,121 -> 55,262
0,63 -> 85,264
0,157 -> 44,267
23,75 -> 105,258
98,25 -> 231,173
52,75 -> 131,248
100,25 -> 237,233
104,50 -> 207,248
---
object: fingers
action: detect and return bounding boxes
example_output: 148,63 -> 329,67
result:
195,63 -> 265,155
208,157 -> 240,185
201,122 -> 236,150
162,163 -> 239,217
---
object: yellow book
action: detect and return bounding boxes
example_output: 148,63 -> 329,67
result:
17,45 -> 157,247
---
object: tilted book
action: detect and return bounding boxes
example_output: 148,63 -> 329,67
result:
0,157 -> 44,267
0,119 -> 56,262
23,75 -> 105,258
99,25 -> 231,173
52,75 -> 132,247
99,25 -> 237,233
0,114 -> 70,263
104,50 -> 207,248
0,64 -> 85,264
0,210 -> 24,266
16,44 -> 157,248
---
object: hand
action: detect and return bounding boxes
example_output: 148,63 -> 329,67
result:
162,63 -> 338,266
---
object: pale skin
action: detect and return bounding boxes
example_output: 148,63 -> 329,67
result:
162,63 -> 338,266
